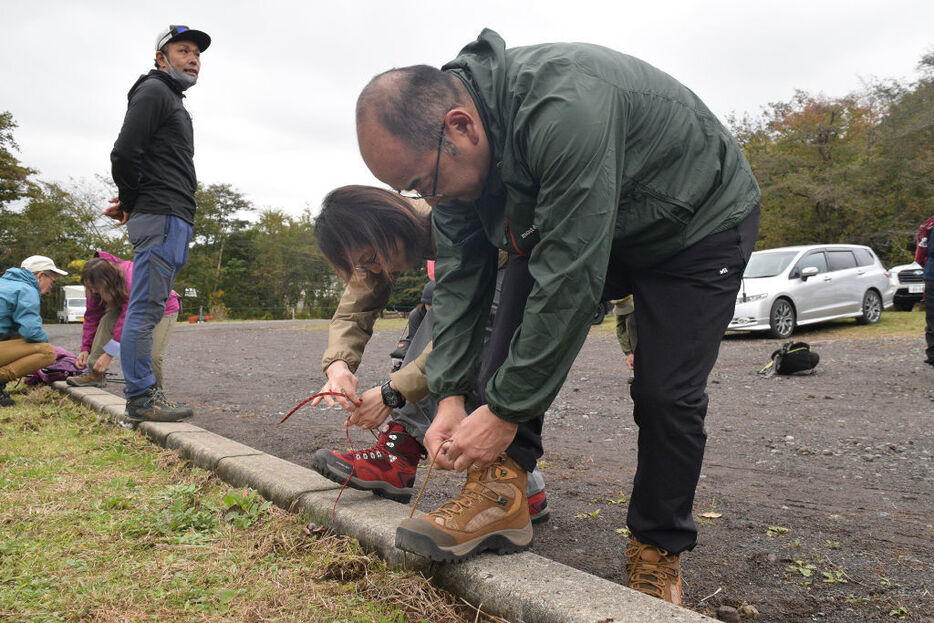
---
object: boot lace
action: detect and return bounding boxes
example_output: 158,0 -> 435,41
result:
428,466 -> 508,522
625,540 -> 680,600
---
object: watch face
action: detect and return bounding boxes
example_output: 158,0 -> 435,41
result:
382,382 -> 404,408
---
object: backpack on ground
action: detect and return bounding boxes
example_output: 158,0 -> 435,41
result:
758,341 -> 819,377
23,347 -> 81,385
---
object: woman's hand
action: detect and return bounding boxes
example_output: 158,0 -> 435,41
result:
311,360 -> 360,411
75,351 -> 90,370
345,386 -> 392,430
92,353 -> 113,374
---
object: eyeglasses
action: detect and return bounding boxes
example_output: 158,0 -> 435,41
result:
397,121 -> 445,201
352,250 -> 379,273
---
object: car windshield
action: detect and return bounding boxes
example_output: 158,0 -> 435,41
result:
744,252 -> 799,278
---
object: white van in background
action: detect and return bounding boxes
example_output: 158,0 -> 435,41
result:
58,285 -> 86,323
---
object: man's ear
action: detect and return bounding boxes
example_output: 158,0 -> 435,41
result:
445,108 -> 482,145
155,50 -> 166,70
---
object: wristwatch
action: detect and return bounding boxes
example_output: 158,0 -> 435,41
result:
380,380 -> 406,408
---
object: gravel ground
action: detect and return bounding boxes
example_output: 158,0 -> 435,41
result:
45,318 -> 934,622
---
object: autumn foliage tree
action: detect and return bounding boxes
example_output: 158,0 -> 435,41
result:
732,49 -> 934,266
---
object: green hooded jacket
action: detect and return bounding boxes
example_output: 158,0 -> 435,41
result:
428,29 -> 761,423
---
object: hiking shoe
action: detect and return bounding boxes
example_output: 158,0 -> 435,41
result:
625,537 -> 682,605
527,466 -> 549,524
0,382 -> 13,408
125,387 -> 193,422
527,490 -> 549,524
311,422 -> 425,503
67,370 -> 106,388
395,454 -> 532,562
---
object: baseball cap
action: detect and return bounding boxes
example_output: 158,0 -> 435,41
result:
155,25 -> 211,52
21,255 -> 68,276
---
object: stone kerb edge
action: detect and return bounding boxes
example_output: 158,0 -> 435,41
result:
52,383 -> 715,623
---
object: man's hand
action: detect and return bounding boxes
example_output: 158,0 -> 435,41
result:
346,385 -> 392,430
311,360 -> 360,411
626,353 -> 634,371
103,197 -> 129,226
75,351 -> 90,370
424,396 -> 468,470
92,353 -> 113,374
444,404 -> 519,472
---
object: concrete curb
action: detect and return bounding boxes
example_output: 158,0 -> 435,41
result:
53,381 -> 715,623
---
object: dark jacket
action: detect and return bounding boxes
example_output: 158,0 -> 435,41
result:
111,70 -> 197,224
0,268 -> 48,343
427,29 -> 761,423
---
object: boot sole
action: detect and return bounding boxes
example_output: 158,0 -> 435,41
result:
395,523 -> 533,562
124,409 -> 194,423
310,451 -> 413,504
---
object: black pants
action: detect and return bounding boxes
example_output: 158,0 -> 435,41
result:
476,257 -> 543,472
604,206 -> 760,554
925,279 -> 934,365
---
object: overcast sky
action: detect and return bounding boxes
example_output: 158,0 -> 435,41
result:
3,0 -> 932,219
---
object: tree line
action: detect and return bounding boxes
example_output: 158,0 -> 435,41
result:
0,113 -> 427,320
2,49 -> 931,319
729,50 -> 934,264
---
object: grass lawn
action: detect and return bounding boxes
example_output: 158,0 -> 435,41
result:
0,386 -> 494,623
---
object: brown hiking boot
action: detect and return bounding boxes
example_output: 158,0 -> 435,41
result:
395,454 -> 532,562
67,370 -> 106,388
625,537 -> 682,605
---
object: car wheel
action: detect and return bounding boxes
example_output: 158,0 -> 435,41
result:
857,290 -> 883,324
769,298 -> 795,339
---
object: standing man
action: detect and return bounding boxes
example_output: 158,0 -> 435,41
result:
916,213 -> 934,367
106,25 -> 211,422
355,29 -> 760,605
0,256 -> 65,406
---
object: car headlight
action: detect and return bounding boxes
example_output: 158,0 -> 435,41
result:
736,293 -> 768,304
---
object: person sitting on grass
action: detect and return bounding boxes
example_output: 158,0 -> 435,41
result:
68,252 -> 180,389
309,185 -> 550,523
0,255 -> 66,407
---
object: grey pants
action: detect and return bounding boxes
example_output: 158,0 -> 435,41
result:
90,310 -> 177,388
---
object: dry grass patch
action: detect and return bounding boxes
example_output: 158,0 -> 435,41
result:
0,385 -> 504,622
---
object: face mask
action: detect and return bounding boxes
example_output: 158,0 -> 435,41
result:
163,58 -> 197,91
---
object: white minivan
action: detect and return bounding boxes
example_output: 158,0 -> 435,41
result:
57,285 -> 86,323
729,244 -> 894,338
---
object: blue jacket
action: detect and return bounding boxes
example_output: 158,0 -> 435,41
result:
0,268 -> 49,342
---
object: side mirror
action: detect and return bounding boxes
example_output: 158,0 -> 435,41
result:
800,266 -> 819,281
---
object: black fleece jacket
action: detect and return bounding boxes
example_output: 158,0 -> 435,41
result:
111,70 -> 197,224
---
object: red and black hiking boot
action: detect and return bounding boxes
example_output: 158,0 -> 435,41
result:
311,421 -> 425,503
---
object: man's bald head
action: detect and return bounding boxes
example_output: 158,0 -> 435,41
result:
356,65 -> 469,153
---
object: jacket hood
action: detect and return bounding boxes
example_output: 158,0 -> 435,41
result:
94,250 -> 126,264
442,29 -> 510,172
127,69 -> 184,101
2,267 -> 40,290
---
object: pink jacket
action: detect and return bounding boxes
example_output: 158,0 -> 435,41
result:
80,251 -> 180,354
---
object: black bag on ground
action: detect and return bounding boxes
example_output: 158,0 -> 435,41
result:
758,341 -> 819,377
